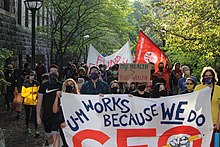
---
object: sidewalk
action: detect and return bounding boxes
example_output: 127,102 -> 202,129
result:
0,107 -> 45,147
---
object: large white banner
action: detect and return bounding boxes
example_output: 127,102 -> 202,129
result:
86,42 -> 133,68
61,88 -> 213,147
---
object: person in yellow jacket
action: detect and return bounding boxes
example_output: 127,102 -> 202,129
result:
21,71 -> 40,137
194,66 -> 220,147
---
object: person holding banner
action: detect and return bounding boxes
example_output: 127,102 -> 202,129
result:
129,82 -> 150,98
124,82 -> 136,94
53,78 -> 79,147
194,67 -> 220,147
109,80 -> 122,94
151,78 -> 171,98
80,65 -> 109,95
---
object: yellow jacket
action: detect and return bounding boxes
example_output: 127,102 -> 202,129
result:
21,80 -> 40,105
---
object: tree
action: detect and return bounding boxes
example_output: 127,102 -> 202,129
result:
41,0 -> 133,68
135,0 -> 219,77
158,0 -> 220,77
127,0 -> 165,56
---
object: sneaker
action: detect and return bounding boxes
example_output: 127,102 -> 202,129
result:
34,131 -> 40,138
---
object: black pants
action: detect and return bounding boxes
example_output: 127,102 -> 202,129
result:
4,87 -> 13,110
24,105 -> 38,130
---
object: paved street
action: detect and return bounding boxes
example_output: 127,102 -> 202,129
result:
0,106 -> 44,147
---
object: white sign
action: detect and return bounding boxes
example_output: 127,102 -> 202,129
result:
61,88 -> 213,147
87,42 -> 133,68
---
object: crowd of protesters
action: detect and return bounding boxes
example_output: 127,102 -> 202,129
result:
0,59 -> 219,147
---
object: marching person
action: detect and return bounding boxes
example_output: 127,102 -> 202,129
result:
37,64 -> 62,147
129,82 -> 150,98
80,65 -> 109,95
109,80 -> 122,94
53,78 -> 80,147
180,77 -> 195,94
151,78 -> 172,98
170,62 -> 182,95
11,69 -> 24,119
21,70 -> 40,136
154,59 -> 172,91
4,64 -> 14,112
194,67 -> 220,147
178,65 -> 197,94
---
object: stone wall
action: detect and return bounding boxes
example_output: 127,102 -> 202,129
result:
0,10 -> 51,69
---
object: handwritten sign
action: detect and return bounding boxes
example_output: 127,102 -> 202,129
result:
61,88 -> 213,147
118,63 -> 152,83
87,42 -> 133,68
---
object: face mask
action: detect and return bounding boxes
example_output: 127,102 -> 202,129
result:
186,85 -> 194,90
137,85 -> 146,91
29,76 -> 34,80
66,85 -> 73,93
89,72 -> 99,80
49,73 -> 58,83
158,67 -> 164,72
151,69 -> 155,74
185,70 -> 190,76
112,71 -> 118,75
204,78 -> 212,84
159,90 -> 167,97
111,87 -> 120,94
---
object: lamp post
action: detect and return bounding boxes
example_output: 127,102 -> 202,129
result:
83,34 -> 89,63
24,0 -> 43,70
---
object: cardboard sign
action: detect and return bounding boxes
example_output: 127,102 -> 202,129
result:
118,63 -> 152,83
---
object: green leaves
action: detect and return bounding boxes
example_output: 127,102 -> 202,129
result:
0,48 -> 13,70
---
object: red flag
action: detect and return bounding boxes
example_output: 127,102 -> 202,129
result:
135,31 -> 167,71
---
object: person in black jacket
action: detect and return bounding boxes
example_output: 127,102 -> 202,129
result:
151,78 -> 172,98
4,64 -> 14,111
129,82 -> 150,98
11,69 -> 24,119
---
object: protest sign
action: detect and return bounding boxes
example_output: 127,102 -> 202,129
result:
87,42 -> 133,68
118,63 -> 152,84
61,88 -> 213,147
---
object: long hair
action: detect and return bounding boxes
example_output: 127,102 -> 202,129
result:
200,67 -> 218,84
62,78 -> 79,94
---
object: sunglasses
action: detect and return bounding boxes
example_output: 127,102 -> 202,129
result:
186,83 -> 193,85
